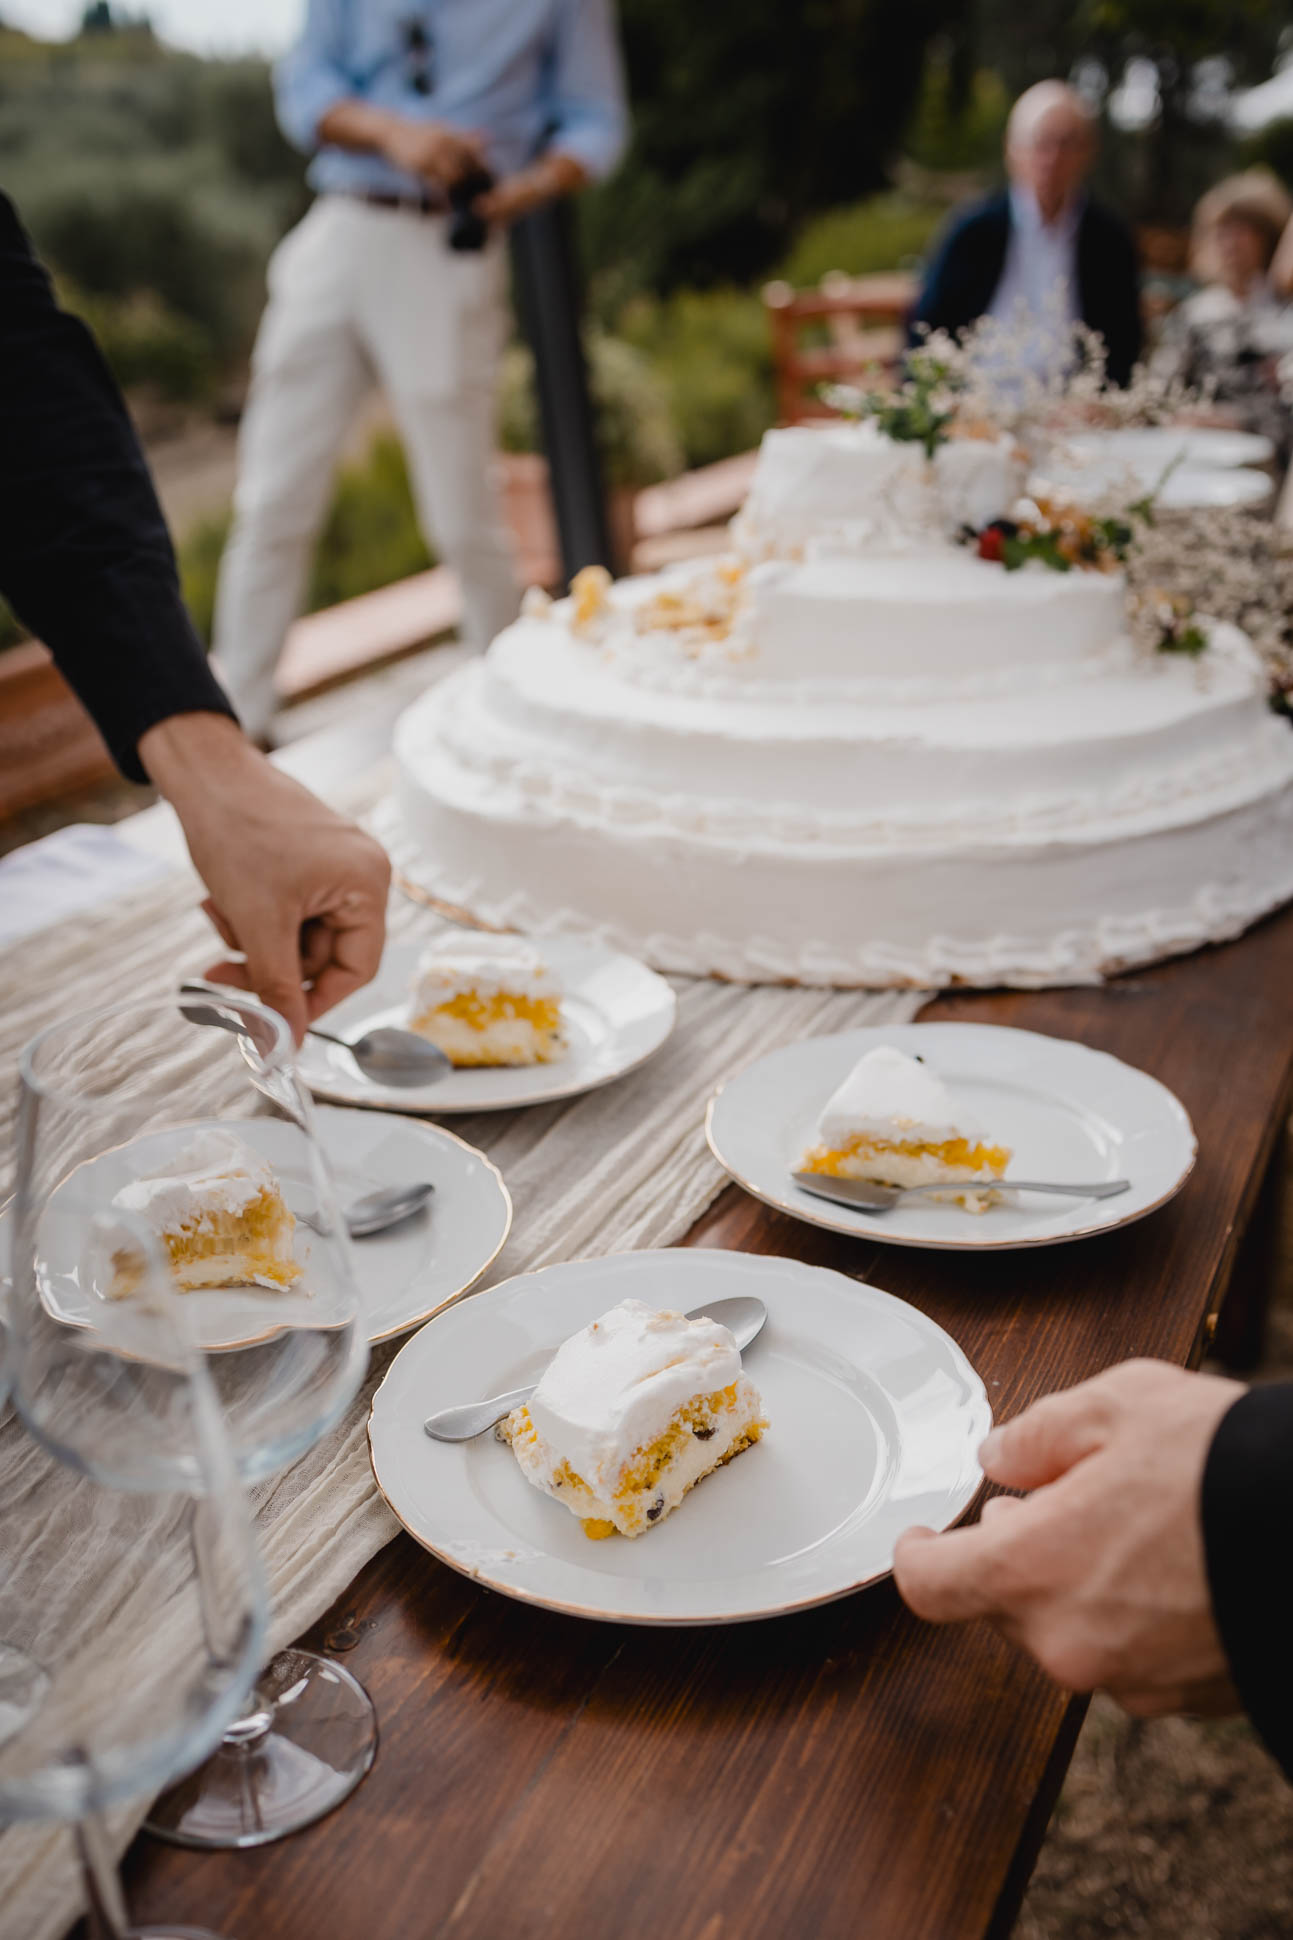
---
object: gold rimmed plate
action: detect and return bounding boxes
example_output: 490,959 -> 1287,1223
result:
29,1106 -> 511,1352
297,938 -> 677,1115
706,1022 -> 1196,1251
368,1248 -> 989,1626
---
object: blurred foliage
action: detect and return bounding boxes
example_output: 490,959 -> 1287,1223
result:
579,0 -> 961,304
614,289 -> 774,471
903,56 -> 1010,173
57,279 -> 217,402
955,0 -> 1286,224
498,332 -> 684,485
179,435 -> 434,645
778,191 -> 946,285
0,18 -> 306,378
1241,115 -> 1293,187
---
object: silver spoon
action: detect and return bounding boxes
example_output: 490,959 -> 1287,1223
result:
304,1021 -> 452,1088
791,1171 -> 1132,1213
180,979 -> 452,1088
424,1294 -> 768,1442
299,1180 -> 435,1241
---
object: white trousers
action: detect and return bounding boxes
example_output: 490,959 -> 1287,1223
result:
213,196 -> 520,737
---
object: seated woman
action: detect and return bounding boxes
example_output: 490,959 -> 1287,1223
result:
1151,170 -> 1293,466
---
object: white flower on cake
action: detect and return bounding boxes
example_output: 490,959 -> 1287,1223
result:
105,1129 -> 301,1296
408,928 -> 565,1067
799,1046 -> 1011,1213
498,1298 -> 767,1539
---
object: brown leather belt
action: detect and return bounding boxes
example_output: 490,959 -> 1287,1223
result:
352,188 -> 447,217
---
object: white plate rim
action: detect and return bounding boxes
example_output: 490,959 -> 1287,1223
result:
30,1107 -> 514,1352
367,1247 -> 991,1626
705,1022 -> 1197,1252
298,937 -> 678,1115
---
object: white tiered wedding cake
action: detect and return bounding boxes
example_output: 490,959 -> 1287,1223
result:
388,419 -> 1293,988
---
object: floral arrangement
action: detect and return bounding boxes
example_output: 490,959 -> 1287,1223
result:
972,492 -> 1154,575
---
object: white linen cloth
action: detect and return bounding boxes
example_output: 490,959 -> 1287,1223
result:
212,196 -> 521,737
0,816 -> 922,1940
0,825 -> 173,949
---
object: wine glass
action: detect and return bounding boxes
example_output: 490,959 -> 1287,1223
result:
9,988 -> 375,1851
0,1210 -> 266,1940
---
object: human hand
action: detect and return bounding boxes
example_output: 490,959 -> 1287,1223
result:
379,115 -> 488,189
137,714 -> 391,1044
893,1359 -> 1245,1718
472,153 -> 588,227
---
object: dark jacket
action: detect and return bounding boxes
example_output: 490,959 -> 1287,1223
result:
1202,1382 -> 1293,1779
908,189 -> 1143,388
0,193 -> 236,782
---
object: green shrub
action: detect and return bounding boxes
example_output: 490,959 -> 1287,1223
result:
903,60 -> 1009,175
60,280 -> 216,402
307,433 -> 433,613
498,330 -> 683,487
177,511 -> 231,646
614,288 -> 774,471
178,434 -> 435,644
777,192 -> 946,289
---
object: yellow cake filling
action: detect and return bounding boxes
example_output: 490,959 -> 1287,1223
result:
109,1189 -> 300,1296
503,1385 -> 767,1539
417,991 -> 562,1034
801,1133 -> 1011,1178
409,990 -> 565,1066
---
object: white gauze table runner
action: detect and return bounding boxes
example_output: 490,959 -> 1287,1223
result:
0,802 -> 922,1940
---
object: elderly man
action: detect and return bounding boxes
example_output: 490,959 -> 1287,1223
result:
213,0 -> 628,744
909,80 -> 1143,385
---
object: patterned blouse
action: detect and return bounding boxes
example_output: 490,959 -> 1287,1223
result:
1150,279 -> 1293,464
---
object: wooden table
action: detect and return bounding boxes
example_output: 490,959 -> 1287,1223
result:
115,905 -> 1293,1940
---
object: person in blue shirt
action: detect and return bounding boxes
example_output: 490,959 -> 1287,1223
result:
212,0 -> 629,743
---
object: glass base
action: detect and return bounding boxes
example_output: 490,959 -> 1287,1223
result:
143,1650 -> 377,1850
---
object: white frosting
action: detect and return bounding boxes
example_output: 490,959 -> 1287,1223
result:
385,417 -> 1293,991
817,1045 -> 971,1147
527,1299 -> 741,1495
410,928 -> 561,1007
112,1130 -> 276,1233
732,421 -> 1024,559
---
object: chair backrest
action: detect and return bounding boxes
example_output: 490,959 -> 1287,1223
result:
762,270 -> 918,424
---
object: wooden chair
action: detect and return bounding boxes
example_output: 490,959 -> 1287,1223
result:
762,270 -> 918,424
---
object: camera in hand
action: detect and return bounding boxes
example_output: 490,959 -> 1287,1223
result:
448,168 -> 494,252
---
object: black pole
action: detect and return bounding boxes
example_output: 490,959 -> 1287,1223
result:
509,198 -> 613,581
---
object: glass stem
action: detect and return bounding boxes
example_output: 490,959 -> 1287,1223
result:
76,1812 -> 131,1940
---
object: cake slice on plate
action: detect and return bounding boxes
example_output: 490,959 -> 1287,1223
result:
498,1298 -> 767,1539
798,1044 -> 1011,1212
408,929 -> 565,1067
106,1128 -> 301,1295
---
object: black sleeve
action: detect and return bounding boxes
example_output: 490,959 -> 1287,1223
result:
907,205 -> 1003,349
1097,215 -> 1144,389
1200,1381 -> 1293,1779
0,193 -> 237,783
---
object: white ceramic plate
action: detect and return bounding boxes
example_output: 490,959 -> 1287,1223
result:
1062,425 -> 1274,472
298,938 -> 677,1114
368,1248 -> 990,1625
706,1022 -> 1196,1251
34,1106 -> 511,1351
1044,458 -> 1271,510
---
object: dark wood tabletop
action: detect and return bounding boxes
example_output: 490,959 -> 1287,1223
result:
116,904 -> 1293,1940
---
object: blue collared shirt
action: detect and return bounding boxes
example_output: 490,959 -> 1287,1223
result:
276,0 -> 629,198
